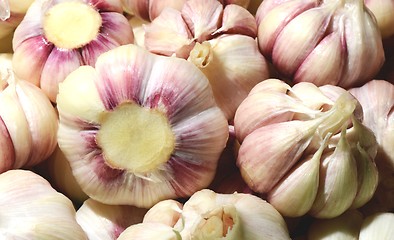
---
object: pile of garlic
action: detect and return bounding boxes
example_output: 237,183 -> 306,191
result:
0,0 -> 393,239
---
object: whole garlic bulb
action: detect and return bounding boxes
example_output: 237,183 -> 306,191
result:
144,0 -> 270,120
0,53 -> 58,173
0,169 -> 87,239
234,79 -> 379,218
256,0 -> 385,88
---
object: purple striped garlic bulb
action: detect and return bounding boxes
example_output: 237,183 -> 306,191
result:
57,44 -> 229,208
12,0 -> 134,102
234,79 -> 379,218
144,0 -> 270,120
256,0 -> 385,88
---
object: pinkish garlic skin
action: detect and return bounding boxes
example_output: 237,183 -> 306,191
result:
12,0 -> 134,102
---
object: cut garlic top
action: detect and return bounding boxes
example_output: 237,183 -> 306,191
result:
57,44 -> 229,208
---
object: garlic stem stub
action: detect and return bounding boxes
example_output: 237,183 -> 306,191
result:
256,0 -> 385,88
12,0 -> 134,102
234,79 -> 379,218
57,44 -> 229,208
144,0 -> 269,120
0,169 -> 87,239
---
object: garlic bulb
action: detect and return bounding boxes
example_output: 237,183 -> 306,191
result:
0,169 -> 87,239
12,0 -> 134,102
349,80 -> 394,213
307,210 -> 364,240
76,198 -> 148,239
0,53 -> 58,173
234,79 -> 379,218
365,0 -> 394,39
57,44 -> 229,208
173,189 -> 291,239
359,212 -> 394,240
144,0 -> 269,120
256,0 -> 385,88
121,0 -> 251,22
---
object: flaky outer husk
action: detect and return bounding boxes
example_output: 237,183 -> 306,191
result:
0,169 -> 87,239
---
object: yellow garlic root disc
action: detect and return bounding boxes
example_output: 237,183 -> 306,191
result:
97,102 -> 175,173
43,1 -> 102,49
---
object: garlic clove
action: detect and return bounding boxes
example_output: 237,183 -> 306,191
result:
359,212 -> 394,240
175,189 -> 291,240
257,0 -> 317,58
149,0 -> 187,21
143,199 -> 183,227
0,169 -> 87,239
76,198 -> 148,239
307,210 -> 364,240
57,44 -> 228,208
237,119 -> 319,193
188,34 -> 270,120
181,0 -> 223,41
309,129 -> 358,219
272,6 -> 333,77
267,134 -> 328,217
121,0 -> 187,21
0,115 -> 14,173
288,82 -> 334,111
247,78 -> 291,96
117,223 -> 181,240
213,4 -> 257,38
14,78 -> 58,167
144,7 -> 194,57
128,16 -> 149,48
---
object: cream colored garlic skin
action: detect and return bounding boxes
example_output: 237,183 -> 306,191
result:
234,79 -> 379,218
256,0 -> 384,88
76,198 -> 148,240
359,212 -> 394,240
173,189 -> 291,239
57,44 -> 229,208
349,80 -> 394,213
12,0 -> 134,102
0,169 -> 87,239
144,0 -> 269,120
0,53 -> 58,173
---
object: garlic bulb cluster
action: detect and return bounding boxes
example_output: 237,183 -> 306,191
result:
122,0 -> 251,22
0,169 -> 87,239
144,0 -> 270,119
256,0 -> 385,88
57,44 -> 229,208
76,198 -> 148,239
349,80 -> 394,213
307,210 -> 394,240
12,0 -> 134,102
118,189 -> 291,239
0,53 -> 58,174
234,79 -> 379,218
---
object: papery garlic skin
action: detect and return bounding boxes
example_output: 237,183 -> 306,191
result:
144,0 -> 269,120
256,0 -> 384,88
76,198 -> 148,240
307,210 -> 364,240
359,212 -> 394,240
174,189 -> 291,239
0,169 -> 87,239
12,0 -> 134,102
234,79 -> 378,218
57,44 -> 229,208
0,53 -> 58,173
